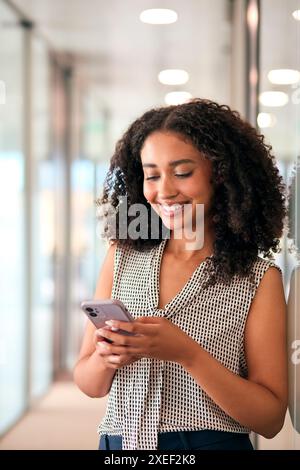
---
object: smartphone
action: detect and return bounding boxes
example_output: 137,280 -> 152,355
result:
81,298 -> 135,338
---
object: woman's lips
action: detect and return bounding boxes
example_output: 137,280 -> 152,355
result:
157,202 -> 191,217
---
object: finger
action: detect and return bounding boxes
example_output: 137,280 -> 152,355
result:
107,354 -> 126,365
94,331 -> 113,346
97,341 -> 138,356
104,319 -> 157,336
107,354 -> 141,365
98,327 -> 144,347
104,320 -> 140,334
96,342 -> 113,356
95,327 -> 113,341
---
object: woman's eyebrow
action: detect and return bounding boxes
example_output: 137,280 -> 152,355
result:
142,158 -> 196,168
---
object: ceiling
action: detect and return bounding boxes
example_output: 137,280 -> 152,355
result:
10,0 -> 232,121
259,0 -> 300,161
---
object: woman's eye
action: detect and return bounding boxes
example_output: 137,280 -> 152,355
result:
175,172 -> 193,178
145,172 -> 193,181
145,176 -> 159,181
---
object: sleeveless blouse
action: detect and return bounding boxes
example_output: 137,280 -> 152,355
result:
97,238 -> 282,450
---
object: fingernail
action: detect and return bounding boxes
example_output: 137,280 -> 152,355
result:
105,321 -> 118,331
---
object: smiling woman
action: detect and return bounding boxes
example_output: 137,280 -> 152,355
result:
97,99 -> 286,289
74,99 -> 288,451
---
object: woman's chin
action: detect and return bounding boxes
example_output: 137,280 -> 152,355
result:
161,215 -> 187,233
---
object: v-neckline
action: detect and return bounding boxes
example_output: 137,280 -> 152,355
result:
147,238 -> 213,316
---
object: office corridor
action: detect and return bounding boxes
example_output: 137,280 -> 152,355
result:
0,380 -> 107,450
0,0 -> 299,451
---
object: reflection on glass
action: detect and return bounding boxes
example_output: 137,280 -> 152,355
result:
0,1 -> 26,435
68,159 -> 96,370
31,36 -> 54,398
260,0 -> 300,450
287,158 -> 300,435
0,152 -> 26,434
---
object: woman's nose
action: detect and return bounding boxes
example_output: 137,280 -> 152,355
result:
158,176 -> 178,199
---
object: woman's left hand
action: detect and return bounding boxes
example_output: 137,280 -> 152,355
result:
97,316 -> 198,365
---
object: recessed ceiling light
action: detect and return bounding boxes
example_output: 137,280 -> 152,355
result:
292,10 -> 300,21
259,91 -> 289,107
164,91 -> 192,105
140,9 -> 177,25
257,113 -> 276,128
158,69 -> 189,85
268,69 -> 300,85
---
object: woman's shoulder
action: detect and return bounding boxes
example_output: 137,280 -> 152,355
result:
246,255 -> 283,293
253,255 -> 282,275
225,256 -> 282,294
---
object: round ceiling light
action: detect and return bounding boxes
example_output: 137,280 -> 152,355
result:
158,69 -> 189,85
268,69 -> 300,85
140,9 -> 177,25
257,112 -> 276,128
259,91 -> 289,107
164,91 -> 192,105
292,10 -> 300,21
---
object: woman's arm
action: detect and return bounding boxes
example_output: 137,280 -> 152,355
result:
73,243 -> 117,398
181,266 -> 288,439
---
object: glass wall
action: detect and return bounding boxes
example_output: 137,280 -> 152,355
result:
30,35 -> 54,399
0,2 -> 26,433
0,1 -> 58,433
50,59 -> 71,375
68,84 -> 109,370
258,0 -> 300,450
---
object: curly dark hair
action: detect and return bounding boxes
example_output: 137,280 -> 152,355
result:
96,98 -> 287,289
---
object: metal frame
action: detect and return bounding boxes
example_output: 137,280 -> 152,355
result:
245,0 -> 260,126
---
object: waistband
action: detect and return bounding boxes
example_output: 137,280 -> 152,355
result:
100,429 -> 253,451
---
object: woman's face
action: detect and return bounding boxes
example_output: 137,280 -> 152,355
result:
141,131 -> 214,232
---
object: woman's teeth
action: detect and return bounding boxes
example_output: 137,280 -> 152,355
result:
159,203 -> 188,215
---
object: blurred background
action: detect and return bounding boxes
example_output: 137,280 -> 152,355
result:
0,0 -> 299,450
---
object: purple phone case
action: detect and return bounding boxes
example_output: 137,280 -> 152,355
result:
81,299 -> 135,337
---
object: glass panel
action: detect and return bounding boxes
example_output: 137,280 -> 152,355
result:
68,159 -> 96,369
259,0 -> 300,449
68,87 -> 110,369
30,36 -> 54,398
0,2 -> 26,434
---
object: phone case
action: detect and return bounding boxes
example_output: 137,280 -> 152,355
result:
81,298 -> 135,336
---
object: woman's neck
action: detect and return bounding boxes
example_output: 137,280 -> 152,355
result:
165,225 -> 215,261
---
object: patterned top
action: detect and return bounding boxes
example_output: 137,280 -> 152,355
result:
97,238 -> 282,450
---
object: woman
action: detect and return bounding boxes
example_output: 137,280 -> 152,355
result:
73,99 -> 288,451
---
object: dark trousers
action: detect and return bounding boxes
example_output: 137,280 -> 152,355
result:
99,430 -> 254,450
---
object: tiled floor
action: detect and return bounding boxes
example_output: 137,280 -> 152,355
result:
0,381 -> 108,450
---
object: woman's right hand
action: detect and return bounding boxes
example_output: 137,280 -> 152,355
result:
93,327 -> 140,370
